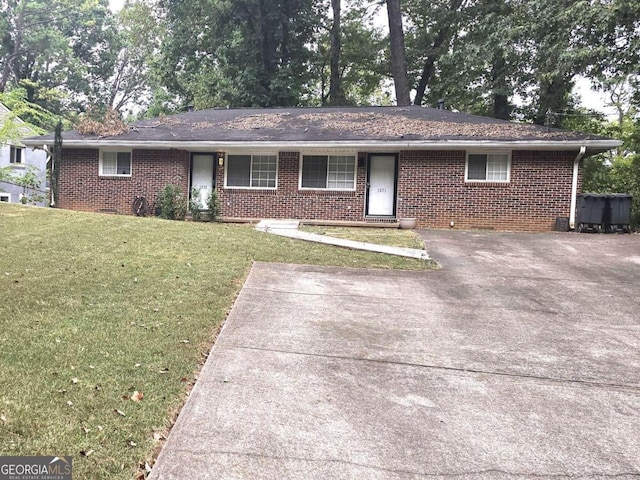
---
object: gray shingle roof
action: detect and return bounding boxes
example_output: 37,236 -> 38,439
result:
25,106 -> 616,146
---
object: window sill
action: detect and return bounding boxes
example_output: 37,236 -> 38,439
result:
298,189 -> 357,196
99,174 -> 132,178
9,164 -> 26,170
464,181 -> 510,187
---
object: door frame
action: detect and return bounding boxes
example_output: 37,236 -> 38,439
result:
189,152 -> 217,201
365,153 -> 399,217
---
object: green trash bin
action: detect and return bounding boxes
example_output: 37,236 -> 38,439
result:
576,194 -> 607,233
606,194 -> 632,233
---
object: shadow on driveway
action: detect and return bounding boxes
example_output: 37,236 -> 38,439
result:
150,231 -> 640,479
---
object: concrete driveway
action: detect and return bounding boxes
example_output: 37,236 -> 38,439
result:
150,231 -> 640,479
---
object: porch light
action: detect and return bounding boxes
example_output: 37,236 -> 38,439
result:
218,152 -> 225,166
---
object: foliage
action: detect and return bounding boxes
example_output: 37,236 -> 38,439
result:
309,2 -> 390,106
0,88 -> 60,133
582,116 -> 640,228
189,188 -> 221,222
204,189 -> 221,222
156,183 -> 187,220
0,0 -> 119,118
159,0 -> 324,108
0,165 -> 45,204
75,107 -> 128,136
188,187 -> 205,221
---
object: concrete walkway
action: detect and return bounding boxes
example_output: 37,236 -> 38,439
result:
255,219 -> 430,260
149,231 -> 640,479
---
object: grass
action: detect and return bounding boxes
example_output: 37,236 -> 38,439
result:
0,204 -> 432,480
300,225 -> 426,250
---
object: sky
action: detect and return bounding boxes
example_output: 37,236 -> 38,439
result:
107,0 -> 613,116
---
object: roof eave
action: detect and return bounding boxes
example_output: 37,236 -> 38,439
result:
22,138 -> 622,152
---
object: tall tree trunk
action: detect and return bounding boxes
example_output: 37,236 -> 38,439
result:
328,0 -> 342,106
413,0 -> 465,106
491,50 -> 510,119
386,0 -> 411,106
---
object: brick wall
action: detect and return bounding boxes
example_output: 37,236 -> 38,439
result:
57,147 -> 580,232
216,152 -> 368,221
57,148 -> 189,214
397,150 -> 579,231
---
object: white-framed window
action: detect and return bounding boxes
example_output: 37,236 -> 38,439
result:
225,154 -> 277,188
300,154 -> 356,190
100,150 -> 132,176
9,146 -> 24,164
0,193 -> 10,202
466,152 -> 510,182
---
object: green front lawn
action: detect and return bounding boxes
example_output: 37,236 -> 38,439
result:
0,204 -> 431,479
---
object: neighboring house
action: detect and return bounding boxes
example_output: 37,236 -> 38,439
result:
23,106 -> 620,231
0,102 -> 48,205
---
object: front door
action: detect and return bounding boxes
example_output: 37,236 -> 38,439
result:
191,154 -> 215,208
367,154 -> 397,216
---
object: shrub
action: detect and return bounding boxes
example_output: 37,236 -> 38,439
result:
204,190 -> 222,222
156,184 -> 187,220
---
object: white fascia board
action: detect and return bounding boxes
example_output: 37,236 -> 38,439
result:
23,138 -> 622,151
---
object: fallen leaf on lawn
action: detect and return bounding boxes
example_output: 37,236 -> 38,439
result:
88,365 -> 95,369
80,449 -> 94,457
114,409 -> 126,417
180,377 -> 188,383
134,363 -> 142,368
57,389 -> 67,394
180,340 -> 189,344
71,378 -> 79,384
66,401 -> 74,407
97,425 -> 103,431
145,462 -> 152,473
128,440 -> 137,447
81,427 -> 90,434
1,414 -> 7,423
131,391 -> 144,402
121,395 -> 129,401
152,432 -> 163,441
158,367 -> 169,374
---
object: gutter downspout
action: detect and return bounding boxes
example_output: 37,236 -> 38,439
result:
569,146 -> 587,230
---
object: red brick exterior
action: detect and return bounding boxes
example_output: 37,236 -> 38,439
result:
57,148 -> 189,214
57,147 -> 581,231
396,150 -> 580,231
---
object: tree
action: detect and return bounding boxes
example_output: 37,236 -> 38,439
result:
0,0 -> 119,119
159,0 -> 323,108
386,0 -> 410,105
404,0 -> 468,108
328,0 -> 343,105
310,1 -> 389,106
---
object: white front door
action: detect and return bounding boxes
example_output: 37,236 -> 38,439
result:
191,154 -> 215,208
367,155 -> 396,216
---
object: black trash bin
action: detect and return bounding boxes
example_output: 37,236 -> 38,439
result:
606,194 -> 633,233
576,193 -> 607,233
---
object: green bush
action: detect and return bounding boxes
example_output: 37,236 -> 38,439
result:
156,184 -> 187,220
189,188 -> 205,221
204,190 -> 222,222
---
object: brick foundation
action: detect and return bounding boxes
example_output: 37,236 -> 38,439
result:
57,148 -> 581,232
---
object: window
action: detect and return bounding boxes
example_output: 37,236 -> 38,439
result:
301,154 -> 356,190
0,193 -> 10,202
225,154 -> 277,188
100,151 -> 131,176
466,153 -> 510,182
9,146 -> 24,164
